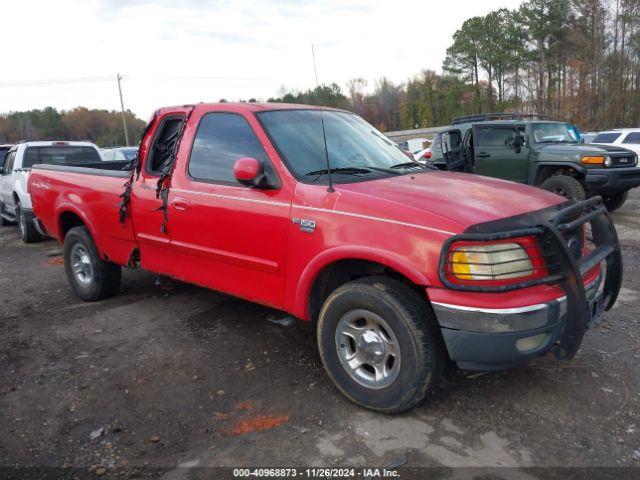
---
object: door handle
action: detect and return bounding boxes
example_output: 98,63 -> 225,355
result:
171,197 -> 190,211
476,152 -> 490,158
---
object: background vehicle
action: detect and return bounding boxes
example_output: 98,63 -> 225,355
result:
414,146 -> 433,163
580,132 -> 599,144
591,129 -> 640,157
0,141 -> 102,242
432,113 -> 640,211
406,137 -> 430,154
101,146 -> 138,161
29,103 -> 621,413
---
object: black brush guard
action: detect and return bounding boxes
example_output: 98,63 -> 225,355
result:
438,197 -> 622,360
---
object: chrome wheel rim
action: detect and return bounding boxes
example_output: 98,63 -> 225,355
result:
335,309 -> 401,389
70,244 -> 93,286
18,210 -> 26,236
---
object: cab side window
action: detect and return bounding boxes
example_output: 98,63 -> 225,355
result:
477,128 -> 514,147
476,127 -> 525,148
188,113 -> 271,185
622,132 -> 640,144
147,116 -> 185,174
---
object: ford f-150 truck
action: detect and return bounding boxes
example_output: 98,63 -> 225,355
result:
29,103 -> 622,412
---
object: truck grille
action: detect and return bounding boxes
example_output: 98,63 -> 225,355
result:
609,154 -> 637,167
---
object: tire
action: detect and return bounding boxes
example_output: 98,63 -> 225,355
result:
63,226 -> 121,302
16,203 -> 41,243
602,191 -> 628,212
317,276 -> 444,413
540,175 -> 586,201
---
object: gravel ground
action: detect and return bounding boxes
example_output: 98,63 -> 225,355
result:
1,191 -> 639,479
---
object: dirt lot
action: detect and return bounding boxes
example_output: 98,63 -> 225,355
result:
1,192 -> 639,479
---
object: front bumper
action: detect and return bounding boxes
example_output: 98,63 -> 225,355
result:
433,278 -> 601,370
433,197 -> 622,370
585,166 -> 640,193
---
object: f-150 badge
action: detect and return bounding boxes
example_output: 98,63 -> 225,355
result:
292,218 -> 316,233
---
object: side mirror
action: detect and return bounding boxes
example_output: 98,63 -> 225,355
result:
441,132 -> 451,155
233,157 -> 270,188
512,132 -> 525,154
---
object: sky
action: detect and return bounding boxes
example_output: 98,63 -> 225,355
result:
1,0 -> 523,120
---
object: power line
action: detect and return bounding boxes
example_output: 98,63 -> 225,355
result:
0,74 -> 296,88
0,75 -> 114,87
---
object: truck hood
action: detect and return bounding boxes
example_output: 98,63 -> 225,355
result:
538,143 -> 636,156
332,171 -> 565,234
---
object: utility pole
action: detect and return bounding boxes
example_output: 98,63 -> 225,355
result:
117,73 -> 130,145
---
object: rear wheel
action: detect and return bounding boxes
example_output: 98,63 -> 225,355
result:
16,203 -> 41,243
602,191 -> 628,212
540,175 -> 586,201
64,226 -> 121,301
317,277 -> 444,413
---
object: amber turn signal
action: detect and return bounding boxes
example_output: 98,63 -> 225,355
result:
581,156 -> 606,164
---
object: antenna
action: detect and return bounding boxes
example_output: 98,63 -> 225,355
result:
311,44 -> 334,193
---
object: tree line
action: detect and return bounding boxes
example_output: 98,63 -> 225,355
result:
0,107 -> 145,147
271,0 -> 640,132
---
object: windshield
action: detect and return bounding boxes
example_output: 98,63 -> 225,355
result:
258,110 -> 420,182
120,148 -> 138,160
0,147 -> 8,168
532,123 -> 577,143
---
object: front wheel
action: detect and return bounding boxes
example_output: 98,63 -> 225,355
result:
63,226 -> 121,301
317,277 -> 444,413
602,191 -> 628,212
540,175 -> 586,201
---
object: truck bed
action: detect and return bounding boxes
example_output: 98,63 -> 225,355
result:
29,162 -> 137,266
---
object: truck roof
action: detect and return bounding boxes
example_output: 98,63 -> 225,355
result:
11,140 -> 99,148
155,102 -> 349,115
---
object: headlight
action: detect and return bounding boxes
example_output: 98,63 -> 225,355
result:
449,242 -> 534,281
604,156 -> 612,167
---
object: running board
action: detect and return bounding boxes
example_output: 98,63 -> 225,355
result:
0,212 -> 16,222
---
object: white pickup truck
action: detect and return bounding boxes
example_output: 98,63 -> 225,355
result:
0,141 -> 103,242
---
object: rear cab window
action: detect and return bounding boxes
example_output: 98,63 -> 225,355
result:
593,132 -> 622,144
23,146 -> 100,168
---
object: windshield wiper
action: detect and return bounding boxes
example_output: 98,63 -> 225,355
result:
304,166 -> 372,177
353,164 -> 401,174
390,161 -> 427,170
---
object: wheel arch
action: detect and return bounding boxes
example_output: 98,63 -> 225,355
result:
292,246 -> 431,321
57,207 -> 98,243
531,162 -> 586,186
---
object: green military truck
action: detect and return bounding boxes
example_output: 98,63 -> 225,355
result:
429,113 -> 640,211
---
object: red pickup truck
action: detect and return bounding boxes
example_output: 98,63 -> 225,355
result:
29,103 -> 622,412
